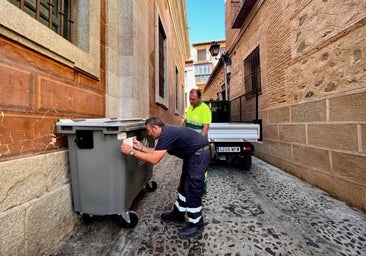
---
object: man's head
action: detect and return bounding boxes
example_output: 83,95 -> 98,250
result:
145,117 -> 165,139
189,89 -> 202,108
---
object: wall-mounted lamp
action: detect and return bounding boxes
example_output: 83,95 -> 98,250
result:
209,41 -> 220,57
209,41 -> 231,101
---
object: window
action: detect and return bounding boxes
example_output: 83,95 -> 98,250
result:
2,1 -> 101,77
195,63 -> 211,83
8,0 -> 73,41
155,17 -> 168,108
158,20 -> 166,99
197,49 -> 206,61
175,66 -> 179,114
244,46 -> 261,98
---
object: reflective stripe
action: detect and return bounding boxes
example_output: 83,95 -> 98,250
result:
175,201 -> 186,212
186,120 -> 204,128
178,193 -> 186,202
186,206 -> 202,213
188,216 -> 202,224
186,119 -> 204,127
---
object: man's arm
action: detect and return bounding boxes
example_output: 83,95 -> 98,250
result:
201,123 -> 210,137
121,143 -> 166,165
132,148 -> 166,165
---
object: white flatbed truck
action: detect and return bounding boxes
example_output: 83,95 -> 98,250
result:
205,100 -> 261,170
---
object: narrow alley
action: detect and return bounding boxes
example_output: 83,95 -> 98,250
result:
48,155 -> 366,255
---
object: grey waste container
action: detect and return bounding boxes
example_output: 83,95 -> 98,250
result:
56,118 -> 157,228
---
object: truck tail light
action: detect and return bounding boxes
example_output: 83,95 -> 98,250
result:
243,145 -> 253,152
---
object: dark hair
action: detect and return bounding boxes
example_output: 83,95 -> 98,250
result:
189,88 -> 201,98
145,117 -> 165,127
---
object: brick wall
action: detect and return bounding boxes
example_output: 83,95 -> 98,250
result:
203,65 -> 225,100
208,0 -> 366,211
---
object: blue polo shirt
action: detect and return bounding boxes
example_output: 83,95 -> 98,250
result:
155,125 -> 208,159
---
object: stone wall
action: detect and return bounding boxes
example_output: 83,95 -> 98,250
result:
0,151 -> 78,255
208,0 -> 366,211
0,2 -> 106,254
105,0 -> 151,119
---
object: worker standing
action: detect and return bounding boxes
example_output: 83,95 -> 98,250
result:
183,89 -> 212,192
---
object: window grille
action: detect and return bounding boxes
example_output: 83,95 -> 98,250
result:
8,0 -> 74,41
244,46 -> 261,98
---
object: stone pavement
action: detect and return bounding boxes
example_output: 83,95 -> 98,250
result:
48,155 -> 366,255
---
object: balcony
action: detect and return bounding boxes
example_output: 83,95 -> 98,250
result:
231,0 -> 257,29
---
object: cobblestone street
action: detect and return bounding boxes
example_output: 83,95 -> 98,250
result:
48,155 -> 366,255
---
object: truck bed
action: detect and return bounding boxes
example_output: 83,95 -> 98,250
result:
208,122 -> 260,142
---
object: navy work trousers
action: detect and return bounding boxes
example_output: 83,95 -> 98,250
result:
176,149 -> 211,224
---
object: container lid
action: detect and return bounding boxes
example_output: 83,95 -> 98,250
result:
56,118 -> 147,134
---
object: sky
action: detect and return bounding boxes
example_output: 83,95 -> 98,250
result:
186,0 -> 225,45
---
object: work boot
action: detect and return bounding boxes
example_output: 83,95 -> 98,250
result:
179,219 -> 204,239
160,211 -> 185,224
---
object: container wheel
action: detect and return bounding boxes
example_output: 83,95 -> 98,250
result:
239,156 -> 252,171
117,211 -> 139,228
146,180 -> 157,192
81,213 -> 93,224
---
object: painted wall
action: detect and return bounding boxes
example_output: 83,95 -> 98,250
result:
148,0 -> 190,124
0,0 -> 189,254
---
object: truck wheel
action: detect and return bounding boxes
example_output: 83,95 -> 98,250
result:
239,156 -> 252,171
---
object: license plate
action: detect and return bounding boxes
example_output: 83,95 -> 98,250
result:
217,147 -> 240,153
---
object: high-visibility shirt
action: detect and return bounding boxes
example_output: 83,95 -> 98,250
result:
185,101 -> 212,132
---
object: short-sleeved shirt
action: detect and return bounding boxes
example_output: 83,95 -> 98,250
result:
185,101 -> 212,133
155,125 -> 208,160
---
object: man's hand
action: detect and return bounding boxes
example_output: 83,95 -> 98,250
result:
120,141 -> 167,165
133,139 -> 143,150
120,143 -> 132,154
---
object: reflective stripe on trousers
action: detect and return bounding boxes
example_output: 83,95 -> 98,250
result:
174,193 -> 186,212
175,149 -> 210,224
